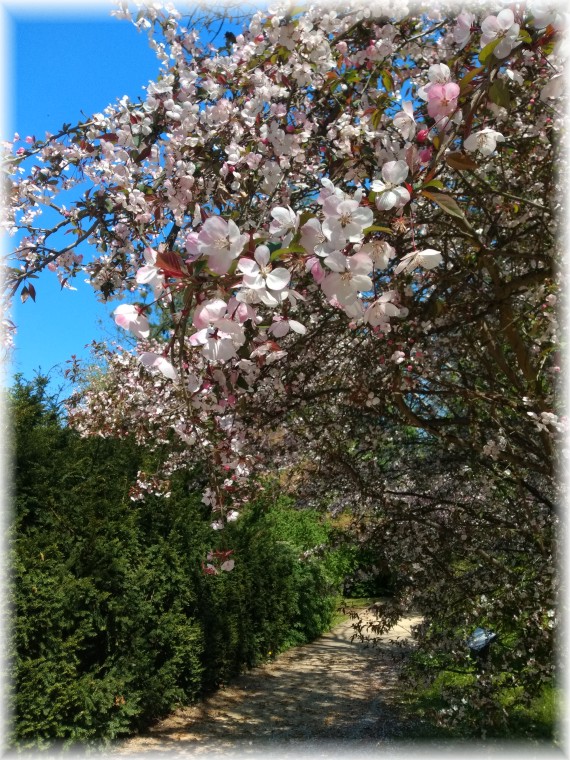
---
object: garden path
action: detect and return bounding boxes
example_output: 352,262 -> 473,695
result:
113,608 -> 423,756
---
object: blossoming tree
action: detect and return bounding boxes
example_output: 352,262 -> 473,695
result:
2,0 -> 565,733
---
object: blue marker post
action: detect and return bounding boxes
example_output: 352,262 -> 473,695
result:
467,627 -> 498,664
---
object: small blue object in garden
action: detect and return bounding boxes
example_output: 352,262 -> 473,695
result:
467,627 -> 498,655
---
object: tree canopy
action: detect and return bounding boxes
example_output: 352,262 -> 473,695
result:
3,0 -> 564,736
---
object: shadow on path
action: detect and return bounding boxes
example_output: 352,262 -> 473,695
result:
113,611 -> 423,755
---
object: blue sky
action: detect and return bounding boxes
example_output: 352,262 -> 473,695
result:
4,5 -> 163,392
3,3 -> 245,394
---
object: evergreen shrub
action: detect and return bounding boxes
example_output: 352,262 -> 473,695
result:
9,377 -> 344,748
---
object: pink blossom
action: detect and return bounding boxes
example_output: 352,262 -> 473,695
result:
453,11 -> 475,48
237,245 -> 291,300
197,216 -> 248,274
139,352 -> 178,381
529,0 -> 563,30
364,292 -> 400,327
322,197 -> 373,245
480,9 -> 521,59
394,248 -> 443,275
269,205 -> 299,245
464,128 -> 505,156
391,350 -> 406,363
268,316 -> 307,338
393,100 -> 416,140
113,303 -> 150,339
190,299 -> 246,362
135,247 -> 165,297
371,160 -> 410,211
306,255 -> 326,284
417,63 -> 452,100
359,239 -> 396,269
426,83 -> 460,118
321,251 -> 373,307
226,296 -> 256,324
193,298 -> 228,329
300,217 -> 337,257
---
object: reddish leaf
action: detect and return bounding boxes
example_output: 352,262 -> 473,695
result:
421,190 -> 466,220
445,152 -> 478,171
155,251 -> 188,279
134,144 -> 153,164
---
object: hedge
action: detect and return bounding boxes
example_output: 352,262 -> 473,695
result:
9,377 -> 344,749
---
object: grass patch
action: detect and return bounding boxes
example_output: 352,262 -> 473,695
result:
507,684 -> 562,741
401,668 -> 561,743
330,597 -> 383,626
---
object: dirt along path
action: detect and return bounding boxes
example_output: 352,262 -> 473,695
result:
113,608 -> 423,756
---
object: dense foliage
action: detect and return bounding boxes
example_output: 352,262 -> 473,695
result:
9,376 -> 344,749
2,0 -> 564,740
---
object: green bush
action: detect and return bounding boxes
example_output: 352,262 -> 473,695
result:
9,377 -> 344,749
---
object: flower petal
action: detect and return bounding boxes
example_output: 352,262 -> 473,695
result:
288,319 -> 306,334
266,267 -> 291,290
254,245 -> 271,268
237,257 -> 258,275
324,251 -> 347,272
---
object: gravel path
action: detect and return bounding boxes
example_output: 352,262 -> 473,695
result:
112,609 -> 423,757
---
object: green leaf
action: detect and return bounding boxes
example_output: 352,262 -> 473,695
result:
298,210 -> 314,226
270,244 -> 305,261
479,37 -> 501,65
380,69 -> 394,93
519,28 -> 532,45
489,80 -> 511,109
363,225 -> 394,235
371,109 -> 383,131
421,190 -> 466,220
459,66 -> 484,93
422,179 -> 445,190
